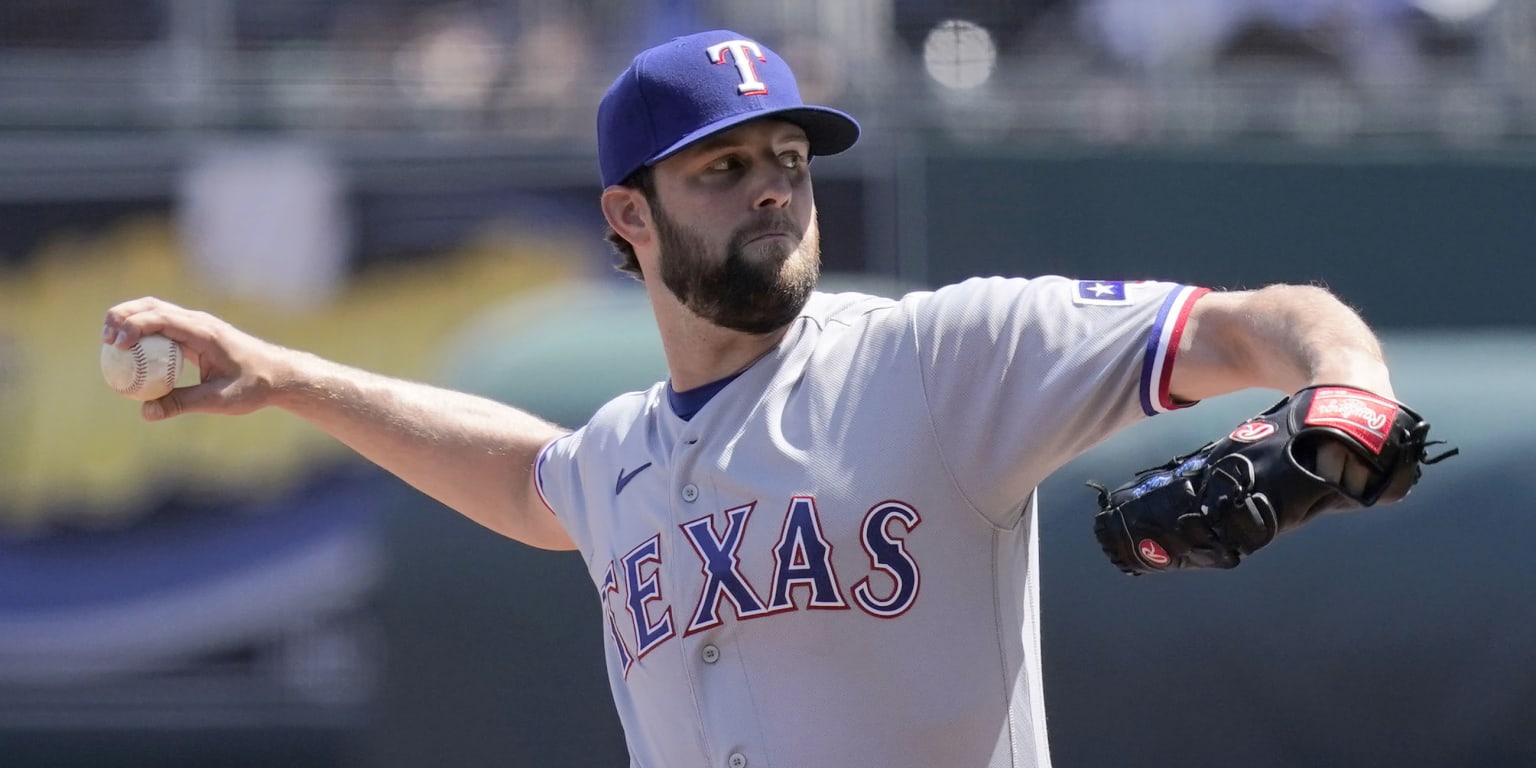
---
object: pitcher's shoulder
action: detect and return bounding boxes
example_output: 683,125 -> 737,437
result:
580,384 -> 666,443
802,289 -> 903,328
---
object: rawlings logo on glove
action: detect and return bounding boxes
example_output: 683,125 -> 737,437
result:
1089,385 -> 1457,575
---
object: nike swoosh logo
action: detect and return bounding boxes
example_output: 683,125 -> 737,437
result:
615,463 -> 653,496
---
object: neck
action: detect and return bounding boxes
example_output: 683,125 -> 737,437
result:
646,278 -> 793,392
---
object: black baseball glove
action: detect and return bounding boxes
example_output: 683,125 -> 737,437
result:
1090,385 -> 1456,575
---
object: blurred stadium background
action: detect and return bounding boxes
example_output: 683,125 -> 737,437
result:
0,1 -> 1532,766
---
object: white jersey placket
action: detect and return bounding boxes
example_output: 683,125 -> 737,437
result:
664,398 -> 770,768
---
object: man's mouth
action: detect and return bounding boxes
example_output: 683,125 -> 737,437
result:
744,231 -> 792,245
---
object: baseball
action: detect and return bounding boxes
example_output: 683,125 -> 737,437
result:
101,333 -> 182,402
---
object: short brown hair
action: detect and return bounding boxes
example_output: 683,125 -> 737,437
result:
603,167 -> 655,280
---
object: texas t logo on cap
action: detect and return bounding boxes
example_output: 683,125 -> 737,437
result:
707,40 -> 769,95
596,30 -> 861,187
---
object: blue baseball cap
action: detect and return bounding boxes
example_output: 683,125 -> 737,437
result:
597,30 -> 861,188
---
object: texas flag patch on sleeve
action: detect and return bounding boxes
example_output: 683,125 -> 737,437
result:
1073,280 -> 1129,305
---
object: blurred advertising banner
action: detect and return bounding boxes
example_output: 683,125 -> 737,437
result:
0,194 -> 581,765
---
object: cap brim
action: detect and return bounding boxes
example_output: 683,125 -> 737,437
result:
646,105 -> 860,169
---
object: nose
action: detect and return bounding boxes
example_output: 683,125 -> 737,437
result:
752,165 -> 793,210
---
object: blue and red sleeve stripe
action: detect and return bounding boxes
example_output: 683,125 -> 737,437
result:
1139,285 -> 1210,416
534,435 -> 570,516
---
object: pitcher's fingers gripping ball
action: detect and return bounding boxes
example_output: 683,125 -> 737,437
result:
101,332 -> 182,402
1089,385 -> 1458,575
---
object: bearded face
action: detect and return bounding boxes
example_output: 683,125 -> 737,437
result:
651,198 -> 821,335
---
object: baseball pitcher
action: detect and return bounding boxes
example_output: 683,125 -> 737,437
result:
102,29 -> 1450,768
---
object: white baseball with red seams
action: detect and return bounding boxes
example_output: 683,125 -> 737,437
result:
101,333 -> 181,401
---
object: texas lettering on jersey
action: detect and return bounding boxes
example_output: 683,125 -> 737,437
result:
602,495 -> 923,677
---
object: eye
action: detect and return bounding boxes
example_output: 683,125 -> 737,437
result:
780,152 -> 806,169
707,155 -> 742,173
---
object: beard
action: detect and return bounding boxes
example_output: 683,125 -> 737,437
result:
652,202 -> 820,335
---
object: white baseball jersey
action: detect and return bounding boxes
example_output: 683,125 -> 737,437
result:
536,275 -> 1207,768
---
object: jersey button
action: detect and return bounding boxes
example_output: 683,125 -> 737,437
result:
682,484 -> 699,503
728,752 -> 747,768
701,644 -> 720,664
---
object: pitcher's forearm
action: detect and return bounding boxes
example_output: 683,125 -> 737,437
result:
271,349 -> 571,544
1173,285 -> 1394,402
105,296 -> 574,549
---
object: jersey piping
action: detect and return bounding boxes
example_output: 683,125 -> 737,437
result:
1140,286 -> 1210,416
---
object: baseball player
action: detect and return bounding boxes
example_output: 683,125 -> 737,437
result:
103,29 -> 1448,768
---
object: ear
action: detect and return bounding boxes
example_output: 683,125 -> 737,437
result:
601,186 -> 652,248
